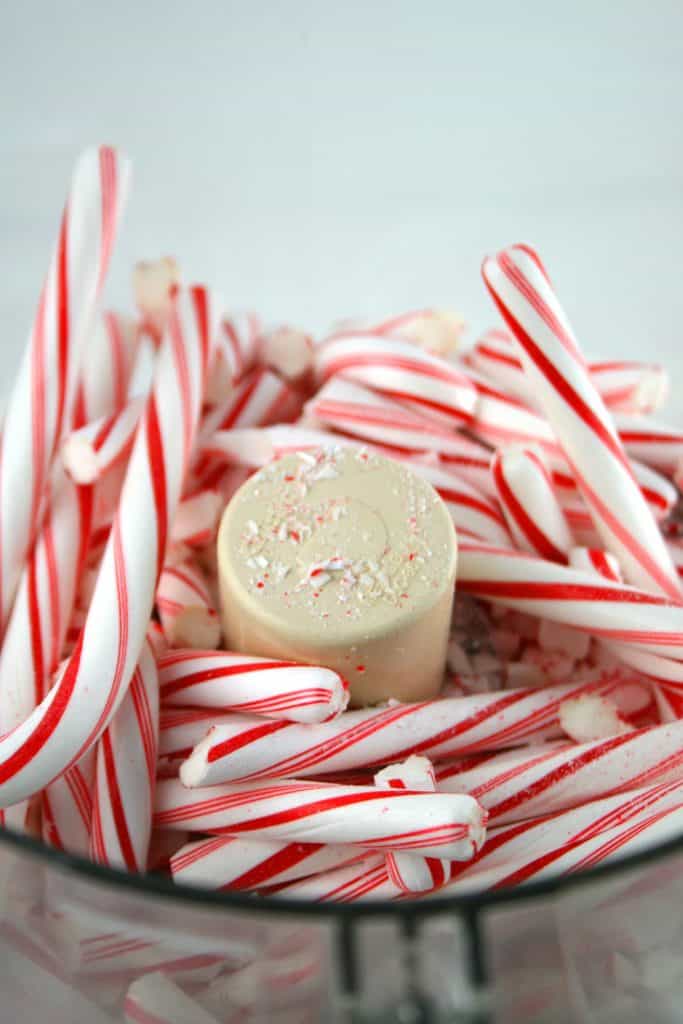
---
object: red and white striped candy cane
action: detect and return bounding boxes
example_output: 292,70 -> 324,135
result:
178,673 -> 651,785
170,490 -> 224,548
668,540 -> 683,581
441,778 -> 683,894
491,447 -> 574,561
568,547 -> 623,582
612,413 -> 683,474
156,777 -> 487,860
305,378 -> 496,490
200,420 -> 497,497
62,397 -> 144,484
603,644 -> 683,722
468,372 -> 559,451
305,376 -> 478,454
90,642 -> 159,871
156,560 -> 221,650
458,540 -> 683,657
549,454 -> 677,524
198,424 -> 339,469
0,469 -> 94,727
261,325 -> 314,384
463,328 -> 536,403
588,361 -> 669,416
159,649 -> 349,724
482,244 -> 680,599
124,972 -> 220,1024
71,923 -> 224,979
333,309 -> 465,355
205,312 -> 262,403
572,543 -> 683,721
465,329 -> 670,416
272,853 -> 398,902
391,458 -> 511,546
375,756 -> 453,893
0,285 -> 216,807
170,833 -> 365,891
315,332 -> 478,426
42,749 -> 96,856
73,311 -> 138,426
0,146 -> 130,632
200,367 -> 302,439
435,718 -> 683,825
127,330 -> 158,400
159,707 -> 230,761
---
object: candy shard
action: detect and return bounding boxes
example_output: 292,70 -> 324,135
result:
559,695 -> 633,743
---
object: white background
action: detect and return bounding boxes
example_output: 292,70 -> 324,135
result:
2,1 -> 683,403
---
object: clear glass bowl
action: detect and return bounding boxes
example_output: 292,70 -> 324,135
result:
2,823 -> 683,1023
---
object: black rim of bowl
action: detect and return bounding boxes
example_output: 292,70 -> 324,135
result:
1,814 -> 682,920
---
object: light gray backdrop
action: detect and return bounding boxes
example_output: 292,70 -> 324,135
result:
2,1 -> 683,404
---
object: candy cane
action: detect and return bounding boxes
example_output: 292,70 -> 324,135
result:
205,312 -> 262,403
42,749 -> 96,856
571,545 -> 683,721
0,146 -> 130,632
612,414 -> 683,474
463,328 -> 537,403
159,649 -> 349,724
127,330 -> 158,400
458,540 -> 683,657
332,309 -> 465,355
198,930 -> 323,1016
386,458 -> 511,545
0,285 -> 216,807
0,922 -> 114,1024
200,367 -> 302,439
170,834 -> 365,890
568,547 -> 623,582
468,371 -> 559,451
90,642 -> 159,871
491,447 -> 574,561
441,778 -> 683,894
170,490 -> 224,548
366,308 -> 465,354
588,361 -> 670,416
155,777 -> 487,860
156,561 -> 221,650
159,707 -> 230,760
73,311 -> 138,426
271,853 -> 398,902
375,756 -> 453,893
0,468 -> 94,729
261,325 -> 314,384
668,540 -> 683,581
124,972 -> 221,1024
315,332 -> 478,426
549,454 -> 677,524
465,330 -> 670,416
178,672 -> 651,785
482,244 -> 680,598
305,377 -> 495,487
200,420 -> 496,498
305,376 -> 478,454
435,719 -> 683,825
62,397 -> 144,484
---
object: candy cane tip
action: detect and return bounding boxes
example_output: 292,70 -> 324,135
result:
61,435 -> 99,485
179,735 -> 213,788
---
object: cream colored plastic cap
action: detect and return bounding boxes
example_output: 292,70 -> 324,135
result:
217,446 -> 457,706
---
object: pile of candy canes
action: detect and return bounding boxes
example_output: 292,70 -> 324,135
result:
3,144 -> 683,918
